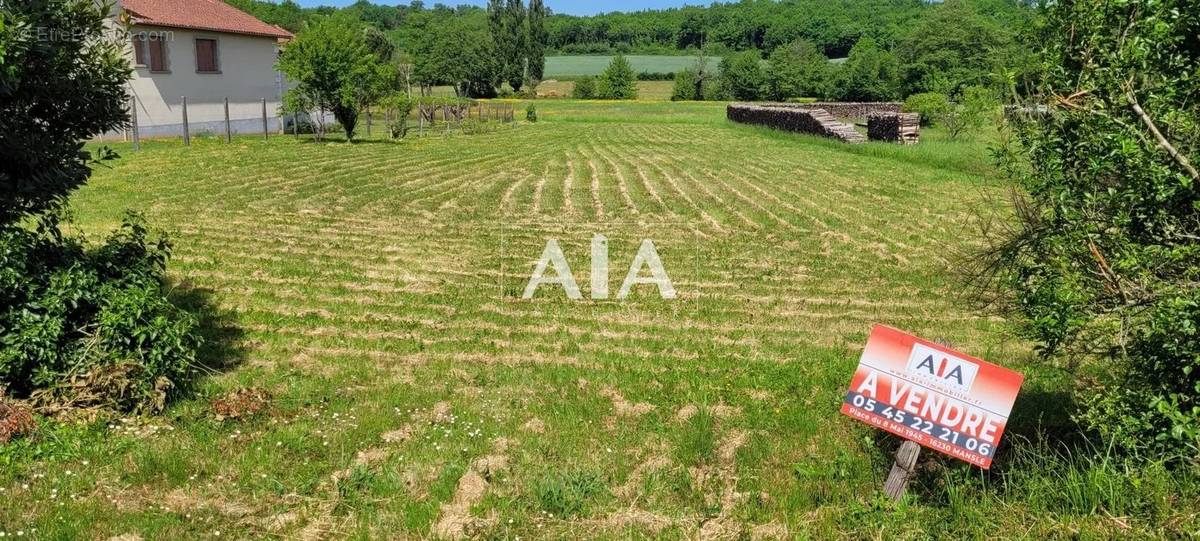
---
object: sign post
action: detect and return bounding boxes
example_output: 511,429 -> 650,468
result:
841,325 -> 1023,483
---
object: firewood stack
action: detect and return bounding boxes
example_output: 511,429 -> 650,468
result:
867,112 -> 921,144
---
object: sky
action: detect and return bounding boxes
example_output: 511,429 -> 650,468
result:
293,0 -> 701,16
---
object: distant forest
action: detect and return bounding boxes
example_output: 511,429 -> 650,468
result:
228,0 -> 1035,59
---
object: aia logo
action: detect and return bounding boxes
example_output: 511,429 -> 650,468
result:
905,343 -> 979,392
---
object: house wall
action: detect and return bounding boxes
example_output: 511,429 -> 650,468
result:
122,25 -> 286,138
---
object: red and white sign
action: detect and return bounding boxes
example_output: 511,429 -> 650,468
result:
840,325 -> 1024,469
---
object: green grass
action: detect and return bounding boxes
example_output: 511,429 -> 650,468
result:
544,55 -> 720,78
3,100 -> 1198,539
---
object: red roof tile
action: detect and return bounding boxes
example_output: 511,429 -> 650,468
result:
122,0 -> 293,39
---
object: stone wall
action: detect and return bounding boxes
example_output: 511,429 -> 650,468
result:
727,103 -> 866,143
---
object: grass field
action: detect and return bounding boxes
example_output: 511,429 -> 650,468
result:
3,100 -> 1197,539
544,55 -> 720,78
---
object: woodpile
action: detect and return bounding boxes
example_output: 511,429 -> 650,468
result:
727,103 -> 866,144
769,101 -> 903,119
867,112 -> 920,144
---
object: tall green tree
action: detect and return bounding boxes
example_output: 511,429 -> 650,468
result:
896,0 -> 1016,95
526,0 -> 548,84
719,50 -> 765,101
412,19 -> 498,98
278,18 -> 384,140
596,54 -> 637,99
1,0 -> 130,225
984,0 -> 1200,458
833,36 -> 900,101
765,39 -> 832,100
503,0 -> 527,91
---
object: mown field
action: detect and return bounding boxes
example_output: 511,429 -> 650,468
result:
544,55 -> 721,78
3,101 -> 1197,539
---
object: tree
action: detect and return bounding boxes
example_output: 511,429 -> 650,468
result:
765,39 -> 831,101
833,36 -> 900,102
488,0 -> 526,92
412,19 -> 499,98
902,92 -> 950,126
277,17 -> 385,140
0,0 -> 130,225
596,55 -> 637,100
526,0 -> 548,85
719,51 -> 765,101
982,0 -> 1200,458
503,0 -> 527,91
896,0 -> 1017,96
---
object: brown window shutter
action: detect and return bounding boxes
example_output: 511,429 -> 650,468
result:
132,35 -> 146,65
196,39 -> 217,72
148,36 -> 165,71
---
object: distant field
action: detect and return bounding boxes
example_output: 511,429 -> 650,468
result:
544,55 -> 721,78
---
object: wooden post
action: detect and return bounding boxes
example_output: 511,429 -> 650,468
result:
181,96 -> 190,146
366,105 -> 372,136
262,98 -> 269,141
130,95 -> 141,151
293,111 -> 299,137
884,440 -> 921,502
223,97 -> 231,143
419,104 -> 425,136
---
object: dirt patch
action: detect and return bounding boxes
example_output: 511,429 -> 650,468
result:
617,453 -> 672,499
521,417 -> 546,434
431,437 -> 512,539
746,389 -> 772,401
675,404 -> 700,423
211,387 -> 270,421
600,387 -> 655,417
163,488 -> 257,518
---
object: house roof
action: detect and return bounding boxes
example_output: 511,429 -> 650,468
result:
122,0 -> 293,40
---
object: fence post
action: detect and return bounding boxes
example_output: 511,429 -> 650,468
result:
181,96 -> 190,146
224,97 -> 231,143
262,98 -> 269,141
130,95 -> 141,152
419,104 -> 425,136
366,105 -> 372,136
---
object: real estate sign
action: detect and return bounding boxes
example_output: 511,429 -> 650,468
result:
840,325 -> 1024,469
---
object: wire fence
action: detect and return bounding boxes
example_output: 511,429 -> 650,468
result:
118,96 -> 520,150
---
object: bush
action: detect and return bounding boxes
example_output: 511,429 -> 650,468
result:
636,71 -> 675,81
380,94 -> 413,139
572,76 -> 597,99
596,54 -> 638,100
902,92 -> 950,126
526,104 -> 538,122
939,86 -> 996,139
0,214 -> 201,413
984,0 -> 1200,459
671,69 -> 698,101
766,39 -> 832,101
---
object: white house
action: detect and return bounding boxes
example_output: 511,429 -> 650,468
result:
116,0 -> 293,138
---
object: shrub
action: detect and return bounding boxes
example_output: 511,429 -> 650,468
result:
671,69 -> 698,101
572,76 -> 597,99
0,214 -> 201,413
902,92 -> 951,126
596,54 -> 638,100
526,104 -> 538,122
938,86 -> 996,139
380,94 -> 413,139
0,0 -> 130,226
984,0 -> 1200,459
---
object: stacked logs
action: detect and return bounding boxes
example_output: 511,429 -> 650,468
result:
867,112 -> 920,144
727,103 -> 866,144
